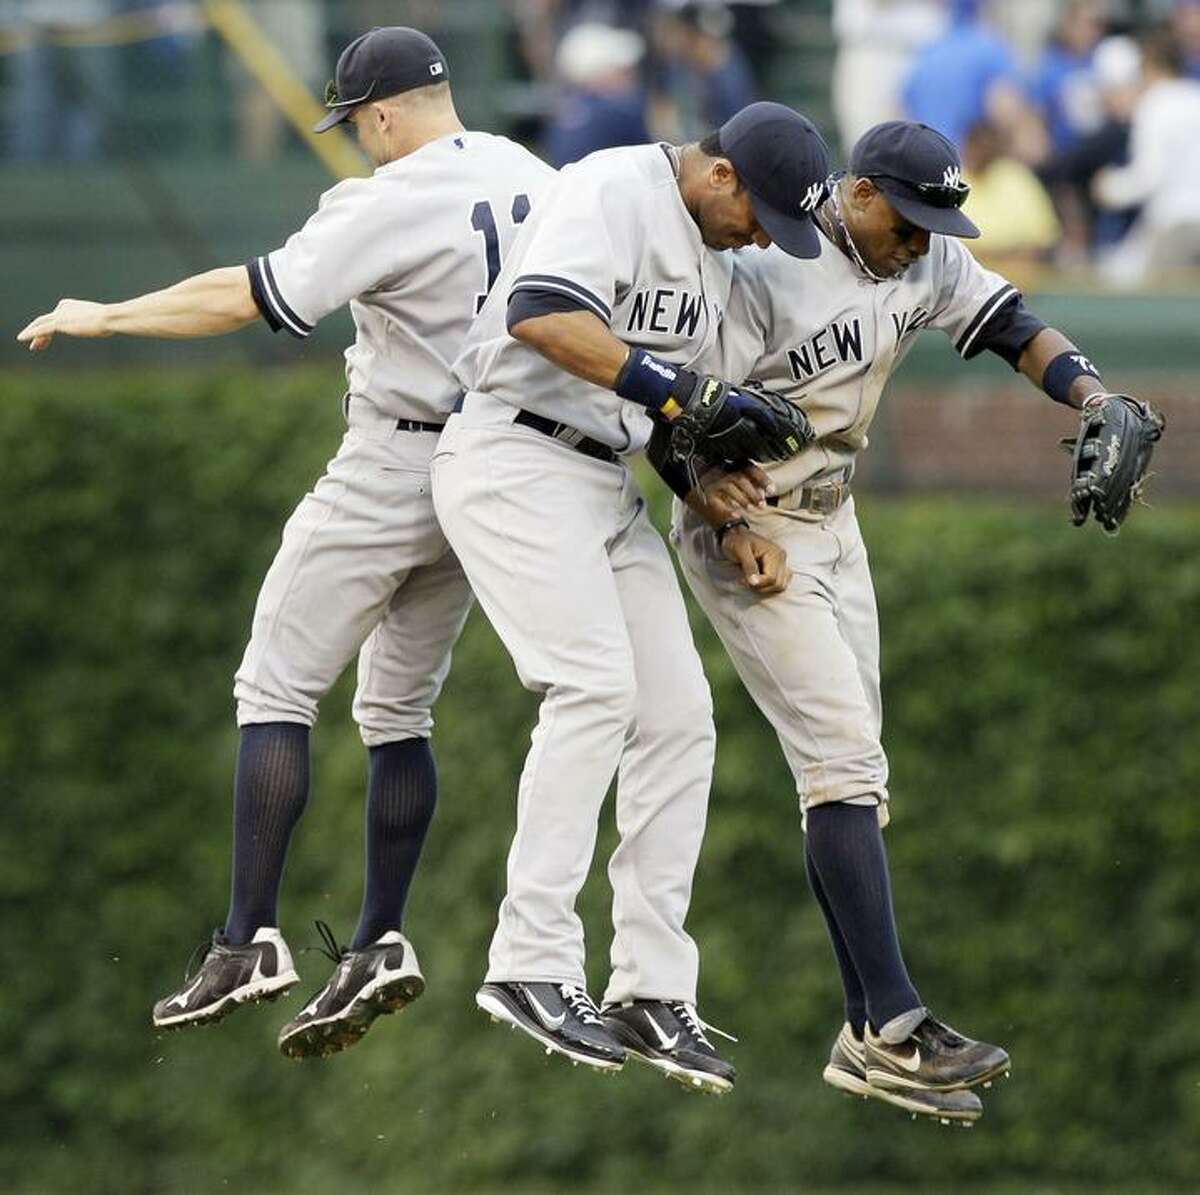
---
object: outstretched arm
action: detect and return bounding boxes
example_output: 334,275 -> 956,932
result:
17,266 -> 259,352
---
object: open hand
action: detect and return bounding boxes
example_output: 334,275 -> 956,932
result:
17,300 -> 112,352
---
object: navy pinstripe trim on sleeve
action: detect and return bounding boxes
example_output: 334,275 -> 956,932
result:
511,273 -> 612,323
245,260 -> 281,333
247,255 -> 312,339
955,284 -> 1018,358
507,288 -> 592,330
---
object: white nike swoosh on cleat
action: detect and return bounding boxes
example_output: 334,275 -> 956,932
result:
643,1011 -> 680,1051
887,1044 -> 923,1072
525,990 -> 566,1030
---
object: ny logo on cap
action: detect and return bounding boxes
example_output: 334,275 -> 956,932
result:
430,61 -> 444,76
941,165 -> 963,189
799,181 -> 825,214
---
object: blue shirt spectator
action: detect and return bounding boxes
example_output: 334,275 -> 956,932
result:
545,86 -> 651,166
901,0 -> 1020,148
1027,0 -> 1107,154
544,21 -> 651,166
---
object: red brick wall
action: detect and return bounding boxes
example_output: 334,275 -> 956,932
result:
854,378 -> 1197,498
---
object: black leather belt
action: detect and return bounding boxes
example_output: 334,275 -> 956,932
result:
396,418 -> 444,433
513,409 -> 618,465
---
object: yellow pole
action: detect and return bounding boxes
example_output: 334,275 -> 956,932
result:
202,0 -> 368,180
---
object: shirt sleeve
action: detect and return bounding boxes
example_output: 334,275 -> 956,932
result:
506,163 -> 637,327
925,236 -> 1021,359
247,176 -> 401,339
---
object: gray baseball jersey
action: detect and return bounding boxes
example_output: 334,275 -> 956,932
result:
710,234 -> 1015,499
249,130 -> 553,425
676,228 -> 1024,823
236,131 -> 554,741
452,143 -> 733,451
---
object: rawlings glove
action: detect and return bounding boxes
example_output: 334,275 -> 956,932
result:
665,372 -> 813,485
1062,392 -> 1165,533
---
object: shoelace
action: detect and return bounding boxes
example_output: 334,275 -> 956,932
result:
559,983 -> 604,1025
668,1001 -> 739,1046
179,929 -> 223,982
304,919 -> 347,966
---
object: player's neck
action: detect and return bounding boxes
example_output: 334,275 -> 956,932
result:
824,181 -> 888,283
377,113 -> 466,166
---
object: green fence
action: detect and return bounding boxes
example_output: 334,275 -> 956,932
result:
2,365 -> 1197,1194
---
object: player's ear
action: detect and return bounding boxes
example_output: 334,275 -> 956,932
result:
848,176 -> 878,212
709,156 -> 738,193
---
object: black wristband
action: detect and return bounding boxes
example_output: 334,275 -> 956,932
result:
614,348 -> 696,415
715,517 -> 749,545
1042,351 -> 1102,407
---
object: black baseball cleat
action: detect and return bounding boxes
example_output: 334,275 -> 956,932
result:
601,999 -> 737,1095
823,1022 -> 982,1126
864,1014 -> 1010,1093
152,927 -> 299,1030
476,981 -> 626,1071
278,923 -> 425,1060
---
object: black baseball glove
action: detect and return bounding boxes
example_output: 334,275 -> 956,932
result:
1062,392 -> 1165,533
664,372 -> 813,486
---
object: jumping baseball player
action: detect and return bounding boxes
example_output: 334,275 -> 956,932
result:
661,120 -> 1163,1122
434,102 -> 828,1094
17,27 -> 553,1060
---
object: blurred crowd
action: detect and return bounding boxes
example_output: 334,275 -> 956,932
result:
834,0 -> 1200,284
528,0 -> 1200,286
3,0 -> 1200,285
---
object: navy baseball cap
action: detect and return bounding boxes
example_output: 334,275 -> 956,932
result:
314,27 -> 448,133
850,121 -> 980,238
717,102 -> 831,258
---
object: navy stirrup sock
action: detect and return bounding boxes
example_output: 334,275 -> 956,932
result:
804,845 -> 868,1036
224,723 -> 311,945
351,737 -> 438,949
804,803 -> 922,1032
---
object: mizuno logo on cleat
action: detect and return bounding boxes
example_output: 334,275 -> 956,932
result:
167,974 -> 205,1010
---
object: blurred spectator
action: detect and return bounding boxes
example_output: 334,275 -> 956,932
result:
961,119 -> 1061,278
544,21 -> 650,165
1171,0 -> 1200,79
228,0 -> 326,162
1048,34 -> 1141,262
651,2 -> 756,139
3,0 -> 116,160
1094,26 -> 1200,282
831,0 -> 946,149
1028,0 -> 1109,155
901,0 -> 1048,163
513,0 -> 652,83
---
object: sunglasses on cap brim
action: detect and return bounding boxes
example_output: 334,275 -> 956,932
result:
868,174 -> 971,209
323,78 -> 377,110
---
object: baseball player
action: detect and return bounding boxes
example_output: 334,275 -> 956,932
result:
17,27 -> 553,1060
434,102 -> 830,1094
663,120 -> 1162,1122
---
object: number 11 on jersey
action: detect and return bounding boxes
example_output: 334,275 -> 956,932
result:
471,194 -> 531,315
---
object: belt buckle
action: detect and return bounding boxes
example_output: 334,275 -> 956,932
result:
810,482 -> 842,514
553,424 -> 585,448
